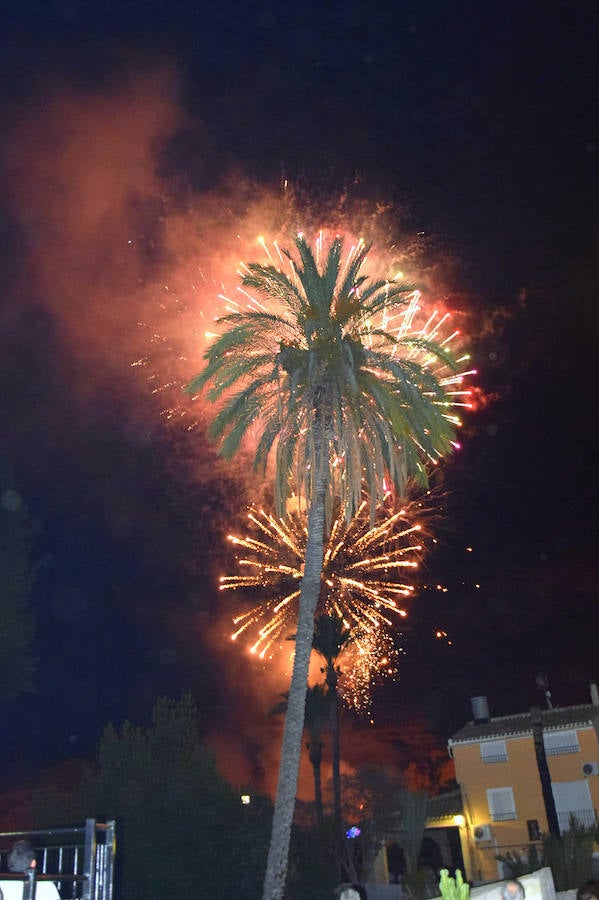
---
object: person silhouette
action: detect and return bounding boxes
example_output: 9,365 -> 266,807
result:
339,885 -> 368,900
576,881 -> 599,900
500,880 -> 525,900
0,839 -> 61,899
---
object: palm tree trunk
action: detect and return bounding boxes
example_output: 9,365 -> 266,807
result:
309,747 -> 324,828
262,474 -> 327,900
328,669 -> 343,873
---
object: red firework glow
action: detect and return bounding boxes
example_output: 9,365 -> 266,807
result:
139,226 -> 477,468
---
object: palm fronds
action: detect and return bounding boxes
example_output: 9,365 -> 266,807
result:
187,232 -> 466,520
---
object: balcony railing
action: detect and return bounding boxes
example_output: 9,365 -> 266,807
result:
545,744 -> 580,755
488,808 -> 597,830
558,808 -> 598,833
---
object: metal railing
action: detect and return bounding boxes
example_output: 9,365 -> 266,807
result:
0,819 -> 115,900
557,808 -> 598,833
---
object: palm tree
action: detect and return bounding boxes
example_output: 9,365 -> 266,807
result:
312,612 -> 353,854
270,683 -> 331,828
304,683 -> 330,828
397,787 -> 429,876
187,233 -> 460,900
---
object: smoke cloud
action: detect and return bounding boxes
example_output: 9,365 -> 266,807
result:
0,62 -> 463,795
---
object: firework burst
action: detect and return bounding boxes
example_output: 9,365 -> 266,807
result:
220,492 -> 430,709
132,280 -> 208,431
136,220 -> 475,707
208,231 -> 477,473
134,215 -> 477,470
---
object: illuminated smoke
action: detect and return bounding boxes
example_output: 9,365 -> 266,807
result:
0,64 -> 479,782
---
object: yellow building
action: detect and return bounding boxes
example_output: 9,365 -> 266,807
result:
448,690 -> 599,882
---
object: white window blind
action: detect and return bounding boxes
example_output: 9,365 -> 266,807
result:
543,730 -> 580,755
552,780 -> 595,832
487,787 -> 517,821
481,740 -> 508,763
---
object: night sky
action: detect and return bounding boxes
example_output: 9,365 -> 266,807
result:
0,0 -> 598,798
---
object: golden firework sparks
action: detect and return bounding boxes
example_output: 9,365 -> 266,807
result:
221,492 -> 430,710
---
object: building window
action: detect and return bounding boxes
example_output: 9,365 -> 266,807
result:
552,780 -> 596,833
543,730 -> 580,756
487,787 -> 517,821
481,740 -> 508,763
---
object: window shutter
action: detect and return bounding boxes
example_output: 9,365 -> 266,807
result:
551,780 -> 595,832
481,740 -> 508,763
487,787 -> 517,821
543,730 -> 580,755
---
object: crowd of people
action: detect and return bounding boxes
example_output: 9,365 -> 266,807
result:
334,875 -> 599,900
0,846 -> 597,899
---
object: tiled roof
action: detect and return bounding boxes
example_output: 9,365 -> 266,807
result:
426,789 -> 463,821
448,704 -> 599,746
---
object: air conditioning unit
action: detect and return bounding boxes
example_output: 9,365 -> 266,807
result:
473,823 -> 493,842
582,761 -> 599,776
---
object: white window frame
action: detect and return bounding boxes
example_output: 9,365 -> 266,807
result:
481,740 -> 508,763
543,730 -> 580,756
487,786 -> 517,821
